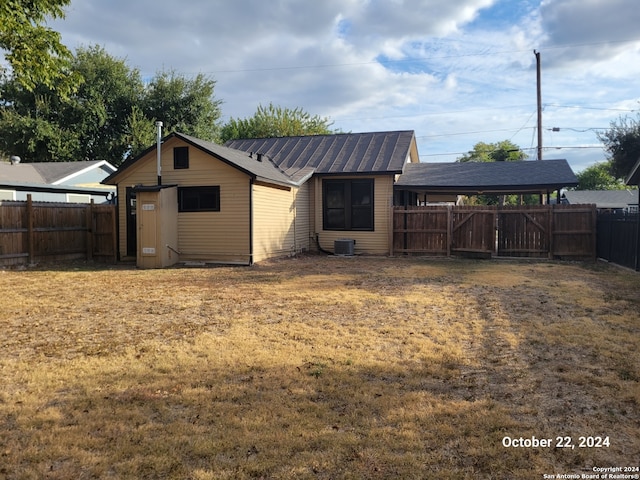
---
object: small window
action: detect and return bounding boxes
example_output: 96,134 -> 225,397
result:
178,186 -> 220,212
174,147 -> 189,169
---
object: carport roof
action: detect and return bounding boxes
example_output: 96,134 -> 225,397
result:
395,159 -> 578,195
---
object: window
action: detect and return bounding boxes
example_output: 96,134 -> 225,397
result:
323,179 -> 374,230
174,147 -> 189,169
178,186 -> 220,212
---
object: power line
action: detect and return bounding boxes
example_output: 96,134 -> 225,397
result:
157,39 -> 640,76
419,144 -> 604,159
545,103 -> 636,113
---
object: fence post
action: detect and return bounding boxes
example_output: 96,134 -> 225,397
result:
389,206 -> 394,257
548,204 -> 554,259
636,212 -> 640,271
591,204 -> 597,262
446,205 -> 452,257
26,194 -> 34,264
86,200 -> 94,261
111,204 -> 118,262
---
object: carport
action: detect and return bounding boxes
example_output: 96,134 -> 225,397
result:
390,160 -> 594,259
393,159 -> 578,205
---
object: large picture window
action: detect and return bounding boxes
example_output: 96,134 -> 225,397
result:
323,179 -> 374,230
178,186 -> 220,212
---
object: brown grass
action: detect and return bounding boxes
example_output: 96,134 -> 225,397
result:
0,255 -> 638,479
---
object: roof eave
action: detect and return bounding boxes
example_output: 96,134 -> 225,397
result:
394,183 -> 578,194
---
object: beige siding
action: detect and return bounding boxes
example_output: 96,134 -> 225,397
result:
294,182 -> 311,253
252,183 -> 296,262
312,175 -> 393,255
111,137 -> 251,264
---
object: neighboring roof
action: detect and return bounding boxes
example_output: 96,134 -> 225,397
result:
627,157 -> 640,185
224,130 -> 416,175
103,132 -> 302,188
0,160 -> 116,185
562,189 -> 638,208
0,181 -> 114,195
395,159 -> 578,194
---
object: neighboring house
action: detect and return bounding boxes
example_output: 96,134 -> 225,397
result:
102,130 -> 419,265
562,189 -> 639,213
0,159 -> 117,203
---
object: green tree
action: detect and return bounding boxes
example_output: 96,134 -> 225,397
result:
125,105 -> 156,159
220,103 -> 337,142
458,140 -> 527,163
0,47 -> 223,164
143,70 -> 222,143
574,161 -> 626,190
0,0 -> 80,97
0,45 -> 143,163
597,113 -> 640,180
65,45 -> 145,162
457,140 -> 530,205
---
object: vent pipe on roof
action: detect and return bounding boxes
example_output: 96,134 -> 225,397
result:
10,156 -> 21,165
156,121 -> 163,185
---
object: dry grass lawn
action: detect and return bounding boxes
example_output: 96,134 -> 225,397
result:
0,255 -> 638,479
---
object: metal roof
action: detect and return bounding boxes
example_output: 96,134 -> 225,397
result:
395,159 -> 578,194
178,134 -> 300,187
225,130 -> 415,175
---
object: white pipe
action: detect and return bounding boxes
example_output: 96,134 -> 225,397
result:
156,121 -> 163,185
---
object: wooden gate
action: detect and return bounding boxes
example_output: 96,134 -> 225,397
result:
451,207 -> 495,257
497,206 -> 550,258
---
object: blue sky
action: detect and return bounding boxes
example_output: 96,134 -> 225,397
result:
49,0 -> 640,174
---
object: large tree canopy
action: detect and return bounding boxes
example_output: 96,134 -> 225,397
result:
0,0 -> 80,97
220,103 -> 337,142
597,114 -> 640,180
0,46 -> 222,164
574,161 -> 627,191
143,70 -> 222,145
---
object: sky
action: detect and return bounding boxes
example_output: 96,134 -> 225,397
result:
49,0 -> 640,174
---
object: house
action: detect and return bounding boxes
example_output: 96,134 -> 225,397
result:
102,130 -> 419,266
0,158 -> 117,203
562,189 -> 639,213
394,159 -> 578,205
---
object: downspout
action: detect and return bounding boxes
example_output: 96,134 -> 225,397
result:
249,178 -> 254,266
156,121 -> 163,186
292,187 -> 297,255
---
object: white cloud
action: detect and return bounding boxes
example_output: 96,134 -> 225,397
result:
47,0 -> 640,173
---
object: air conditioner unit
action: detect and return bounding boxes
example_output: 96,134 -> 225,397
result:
334,238 -> 355,256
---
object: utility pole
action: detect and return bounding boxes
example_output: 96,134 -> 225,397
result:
534,50 -> 542,161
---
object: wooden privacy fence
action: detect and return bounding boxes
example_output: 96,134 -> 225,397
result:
0,196 -> 117,266
392,204 -> 597,259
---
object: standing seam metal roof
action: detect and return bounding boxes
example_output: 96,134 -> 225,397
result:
225,130 -> 415,174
